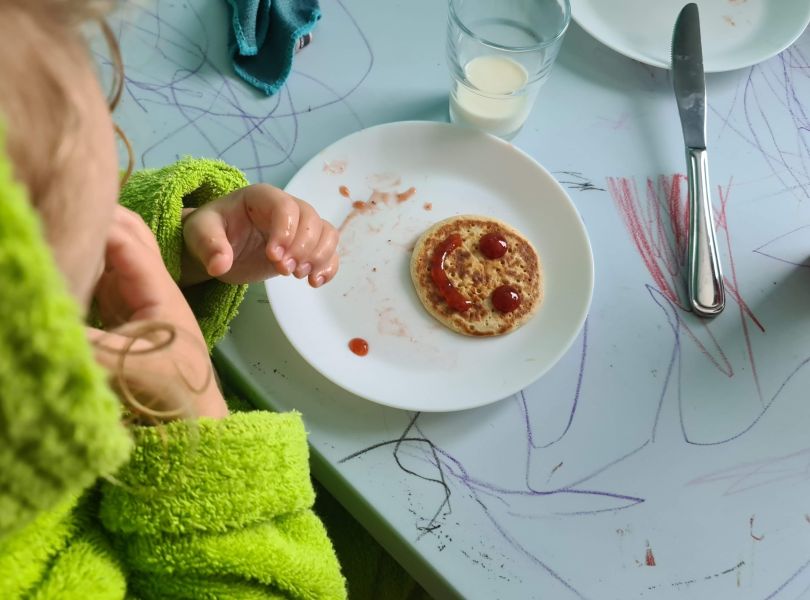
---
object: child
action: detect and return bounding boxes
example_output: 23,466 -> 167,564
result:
0,0 -> 428,598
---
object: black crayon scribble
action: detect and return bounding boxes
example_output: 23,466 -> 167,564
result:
339,412 -> 452,538
555,171 -> 606,192
647,560 -> 745,591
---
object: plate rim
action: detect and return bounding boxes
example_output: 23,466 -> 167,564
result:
266,120 -> 595,412
571,0 -> 810,73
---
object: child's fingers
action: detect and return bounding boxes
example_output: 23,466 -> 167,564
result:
242,184 -> 300,263
309,253 -> 339,288
304,221 -> 339,276
284,201 -> 323,278
184,209 -> 234,277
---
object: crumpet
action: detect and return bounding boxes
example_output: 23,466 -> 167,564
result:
410,215 -> 542,336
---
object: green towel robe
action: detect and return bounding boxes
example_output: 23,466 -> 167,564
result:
0,155 -> 346,599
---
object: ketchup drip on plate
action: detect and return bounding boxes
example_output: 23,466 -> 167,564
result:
348,338 -> 369,356
492,285 -> 521,313
396,187 -> 416,203
431,233 -> 472,312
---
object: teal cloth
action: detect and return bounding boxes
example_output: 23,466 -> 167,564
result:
225,0 -> 320,95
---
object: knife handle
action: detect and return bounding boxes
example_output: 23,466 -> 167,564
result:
686,147 -> 725,317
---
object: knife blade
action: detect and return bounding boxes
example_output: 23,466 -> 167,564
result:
672,3 -> 725,317
673,3 -> 706,149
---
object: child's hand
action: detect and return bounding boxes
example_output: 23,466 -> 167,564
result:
93,206 -> 227,420
180,184 -> 340,287
95,206 -> 190,326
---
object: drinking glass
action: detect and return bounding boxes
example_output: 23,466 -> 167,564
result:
447,0 -> 571,139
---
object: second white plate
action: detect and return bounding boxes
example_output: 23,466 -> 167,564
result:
266,122 -> 593,412
572,0 -> 810,72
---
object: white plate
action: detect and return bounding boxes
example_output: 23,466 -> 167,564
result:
571,0 -> 810,72
266,122 -> 593,412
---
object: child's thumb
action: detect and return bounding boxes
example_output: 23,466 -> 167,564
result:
184,210 -> 233,277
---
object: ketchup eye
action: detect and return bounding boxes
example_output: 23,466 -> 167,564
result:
492,285 -> 521,313
479,232 -> 508,259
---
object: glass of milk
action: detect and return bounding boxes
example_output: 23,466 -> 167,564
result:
447,0 -> 570,139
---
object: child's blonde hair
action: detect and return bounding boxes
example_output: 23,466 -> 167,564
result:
0,0 -> 208,423
0,0 -> 119,215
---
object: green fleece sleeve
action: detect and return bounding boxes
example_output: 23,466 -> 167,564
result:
0,494 -> 127,600
99,411 -> 347,600
0,498 -> 76,598
118,158 -> 250,349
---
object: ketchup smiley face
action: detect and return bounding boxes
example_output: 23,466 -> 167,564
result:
430,229 -> 523,314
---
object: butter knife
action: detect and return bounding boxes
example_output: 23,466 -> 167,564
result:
672,3 -> 725,317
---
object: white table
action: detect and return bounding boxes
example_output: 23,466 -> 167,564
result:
112,2 -> 810,598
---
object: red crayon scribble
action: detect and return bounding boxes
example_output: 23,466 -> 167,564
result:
749,515 -> 764,541
607,175 -> 765,389
608,175 -> 732,374
716,179 -> 765,402
607,175 -> 686,307
645,543 -> 656,566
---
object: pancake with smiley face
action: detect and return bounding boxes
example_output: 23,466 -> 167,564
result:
410,215 -> 543,336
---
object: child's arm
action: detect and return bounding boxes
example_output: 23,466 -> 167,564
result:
118,158 -> 251,349
112,159 -> 346,599
90,205 -> 228,419
118,158 -> 340,349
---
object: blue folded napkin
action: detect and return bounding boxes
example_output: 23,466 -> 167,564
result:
225,0 -> 321,95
